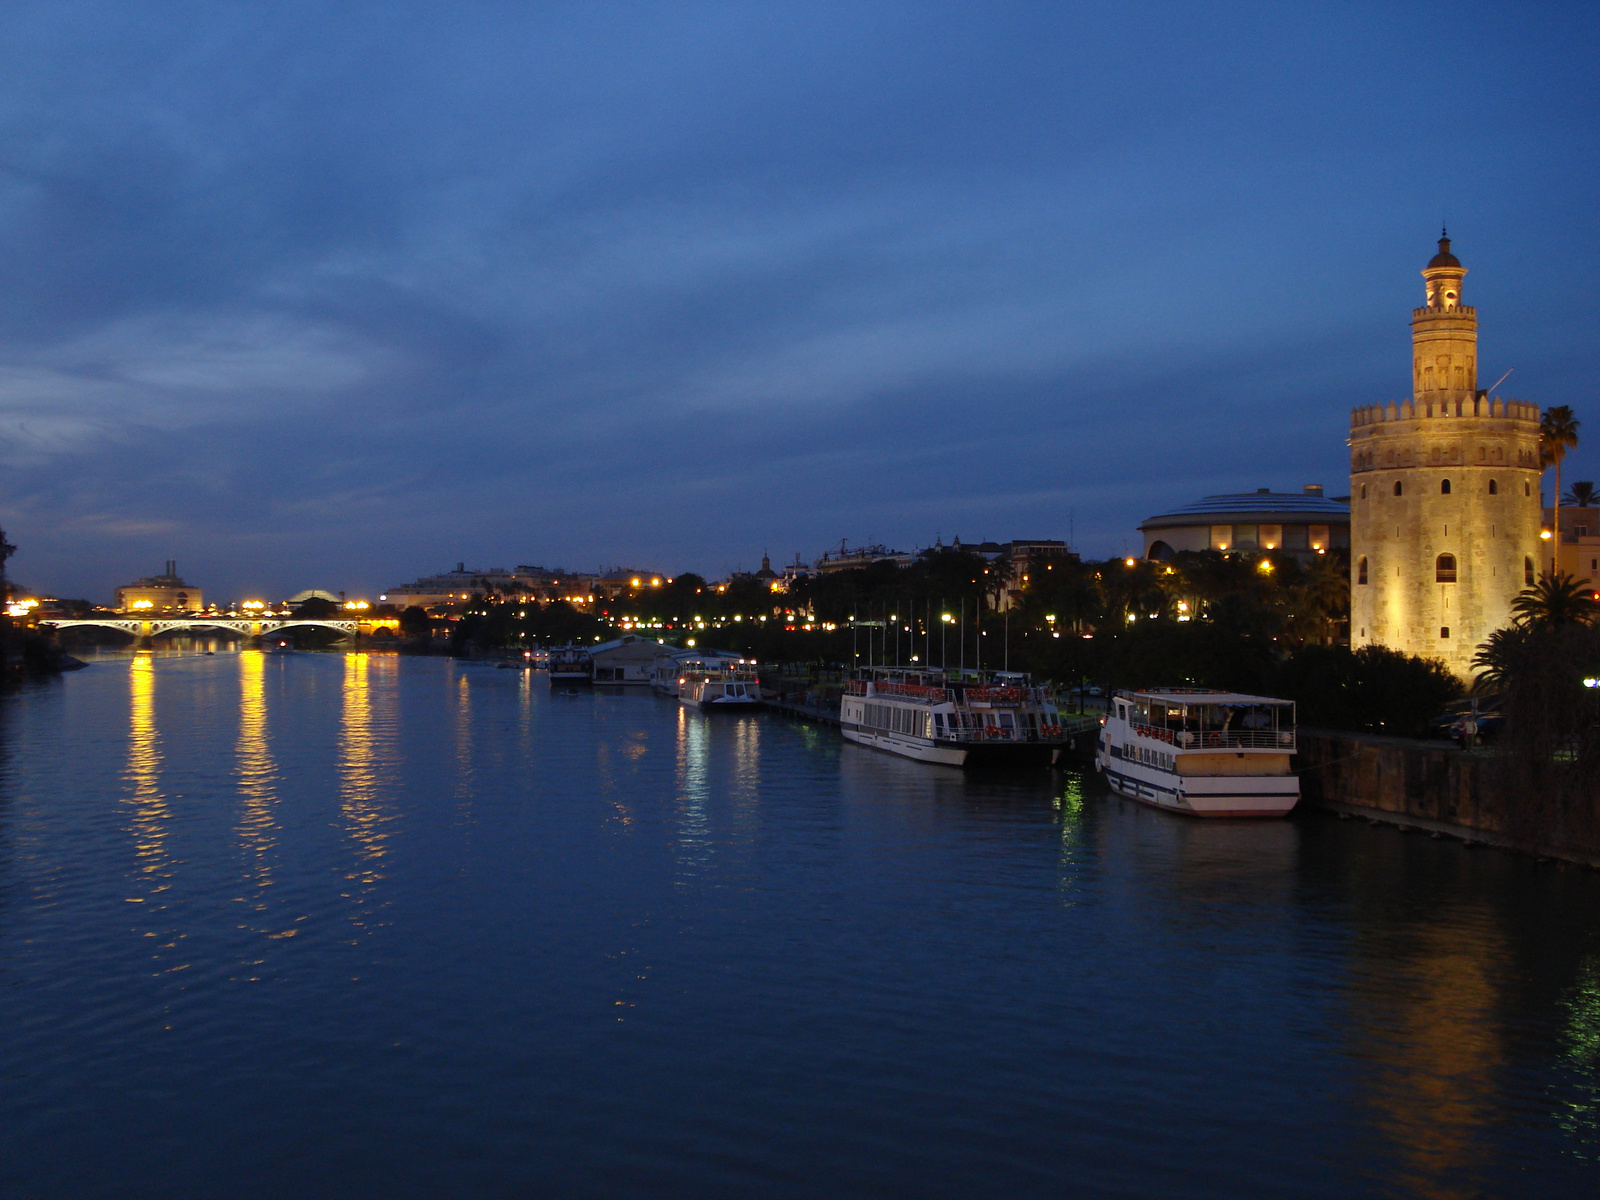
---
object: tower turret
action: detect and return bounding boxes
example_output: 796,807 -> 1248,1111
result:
1412,231 -> 1477,405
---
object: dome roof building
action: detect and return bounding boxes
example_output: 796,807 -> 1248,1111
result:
1140,487 -> 1350,562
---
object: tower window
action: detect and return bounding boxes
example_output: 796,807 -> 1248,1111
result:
1357,557 -> 1368,585
1361,484 -> 1368,500
1526,557 -> 1536,586
1394,481 -> 1403,497
1526,481 -> 1532,496
1489,479 -> 1498,495
1441,627 -> 1450,639
1436,554 -> 1457,583
1441,479 -> 1451,494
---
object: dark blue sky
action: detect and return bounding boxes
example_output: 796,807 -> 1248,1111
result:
2,2 -> 1596,601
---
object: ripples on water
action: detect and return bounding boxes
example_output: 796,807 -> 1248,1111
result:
1,653 -> 1597,1198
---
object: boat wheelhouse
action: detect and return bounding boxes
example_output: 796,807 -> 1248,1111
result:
1094,688 -> 1299,818
839,668 -> 1076,766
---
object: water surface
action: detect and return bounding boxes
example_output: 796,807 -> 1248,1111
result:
2,653 -> 1597,1197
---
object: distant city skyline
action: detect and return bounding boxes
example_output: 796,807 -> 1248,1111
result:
1,3 -> 1596,600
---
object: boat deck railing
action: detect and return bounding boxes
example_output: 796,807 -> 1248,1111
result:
1133,722 -> 1294,750
847,679 -> 1057,707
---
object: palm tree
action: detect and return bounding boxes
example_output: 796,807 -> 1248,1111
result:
1564,480 -> 1599,508
1540,405 -> 1580,571
1510,571 -> 1599,629
1471,624 -> 1531,691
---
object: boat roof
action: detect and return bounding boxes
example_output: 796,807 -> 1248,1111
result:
1117,688 -> 1293,706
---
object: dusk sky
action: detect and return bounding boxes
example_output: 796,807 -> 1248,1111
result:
2,2 -> 1596,602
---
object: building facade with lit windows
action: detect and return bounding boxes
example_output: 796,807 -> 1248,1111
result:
114,561 -> 203,612
1140,488 -> 1350,564
1348,235 -> 1543,679
379,563 -> 667,610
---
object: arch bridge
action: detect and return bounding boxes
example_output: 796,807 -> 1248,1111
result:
42,617 -> 363,639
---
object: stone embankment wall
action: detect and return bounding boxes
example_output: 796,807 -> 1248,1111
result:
1295,729 -> 1600,867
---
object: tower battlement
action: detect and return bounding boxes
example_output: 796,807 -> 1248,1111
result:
1350,398 -> 1539,426
1412,305 -> 1476,319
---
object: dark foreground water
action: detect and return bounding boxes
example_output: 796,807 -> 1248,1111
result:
2,653 -> 1598,1198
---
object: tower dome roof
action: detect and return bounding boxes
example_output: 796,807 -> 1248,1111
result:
1427,234 -> 1460,269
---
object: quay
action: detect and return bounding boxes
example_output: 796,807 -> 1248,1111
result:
761,674 -> 844,726
762,696 -> 842,726
1296,729 -> 1600,869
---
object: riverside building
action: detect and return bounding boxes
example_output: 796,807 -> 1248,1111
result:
114,561 -> 203,612
1348,235 -> 1543,679
1140,487 -> 1350,564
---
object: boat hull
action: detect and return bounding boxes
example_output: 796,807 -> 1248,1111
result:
684,695 -> 761,712
842,725 -> 1061,767
1100,761 -> 1299,818
679,679 -> 760,710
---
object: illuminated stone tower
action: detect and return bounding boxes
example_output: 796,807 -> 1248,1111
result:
1348,234 -> 1543,678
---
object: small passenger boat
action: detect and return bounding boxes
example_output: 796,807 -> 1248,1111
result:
839,668 -> 1074,766
1094,688 -> 1300,817
678,658 -> 761,711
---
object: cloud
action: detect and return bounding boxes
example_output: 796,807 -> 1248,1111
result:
0,3 -> 1594,600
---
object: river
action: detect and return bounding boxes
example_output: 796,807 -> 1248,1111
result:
1,651 -> 1596,1197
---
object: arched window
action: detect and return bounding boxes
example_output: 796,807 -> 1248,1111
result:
1525,557 -> 1536,586
1394,481 -> 1403,496
1357,557 -> 1368,585
1360,484 -> 1368,500
1441,479 -> 1452,494
1436,554 -> 1457,583
1489,479 -> 1498,495
1525,481 -> 1532,496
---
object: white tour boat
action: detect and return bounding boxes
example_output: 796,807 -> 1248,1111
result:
678,657 -> 761,711
1094,688 -> 1300,817
839,668 -> 1075,766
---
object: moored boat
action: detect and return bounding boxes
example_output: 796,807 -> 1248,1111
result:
1094,688 -> 1300,817
678,657 -> 761,711
547,645 -> 592,686
838,668 -> 1075,766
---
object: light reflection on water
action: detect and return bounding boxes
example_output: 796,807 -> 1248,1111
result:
122,654 -> 169,889
1558,952 -> 1600,1159
234,650 -> 277,918
0,654 -> 1597,1199
340,653 -> 398,929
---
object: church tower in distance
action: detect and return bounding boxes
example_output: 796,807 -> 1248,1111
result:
1348,234 -> 1543,679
